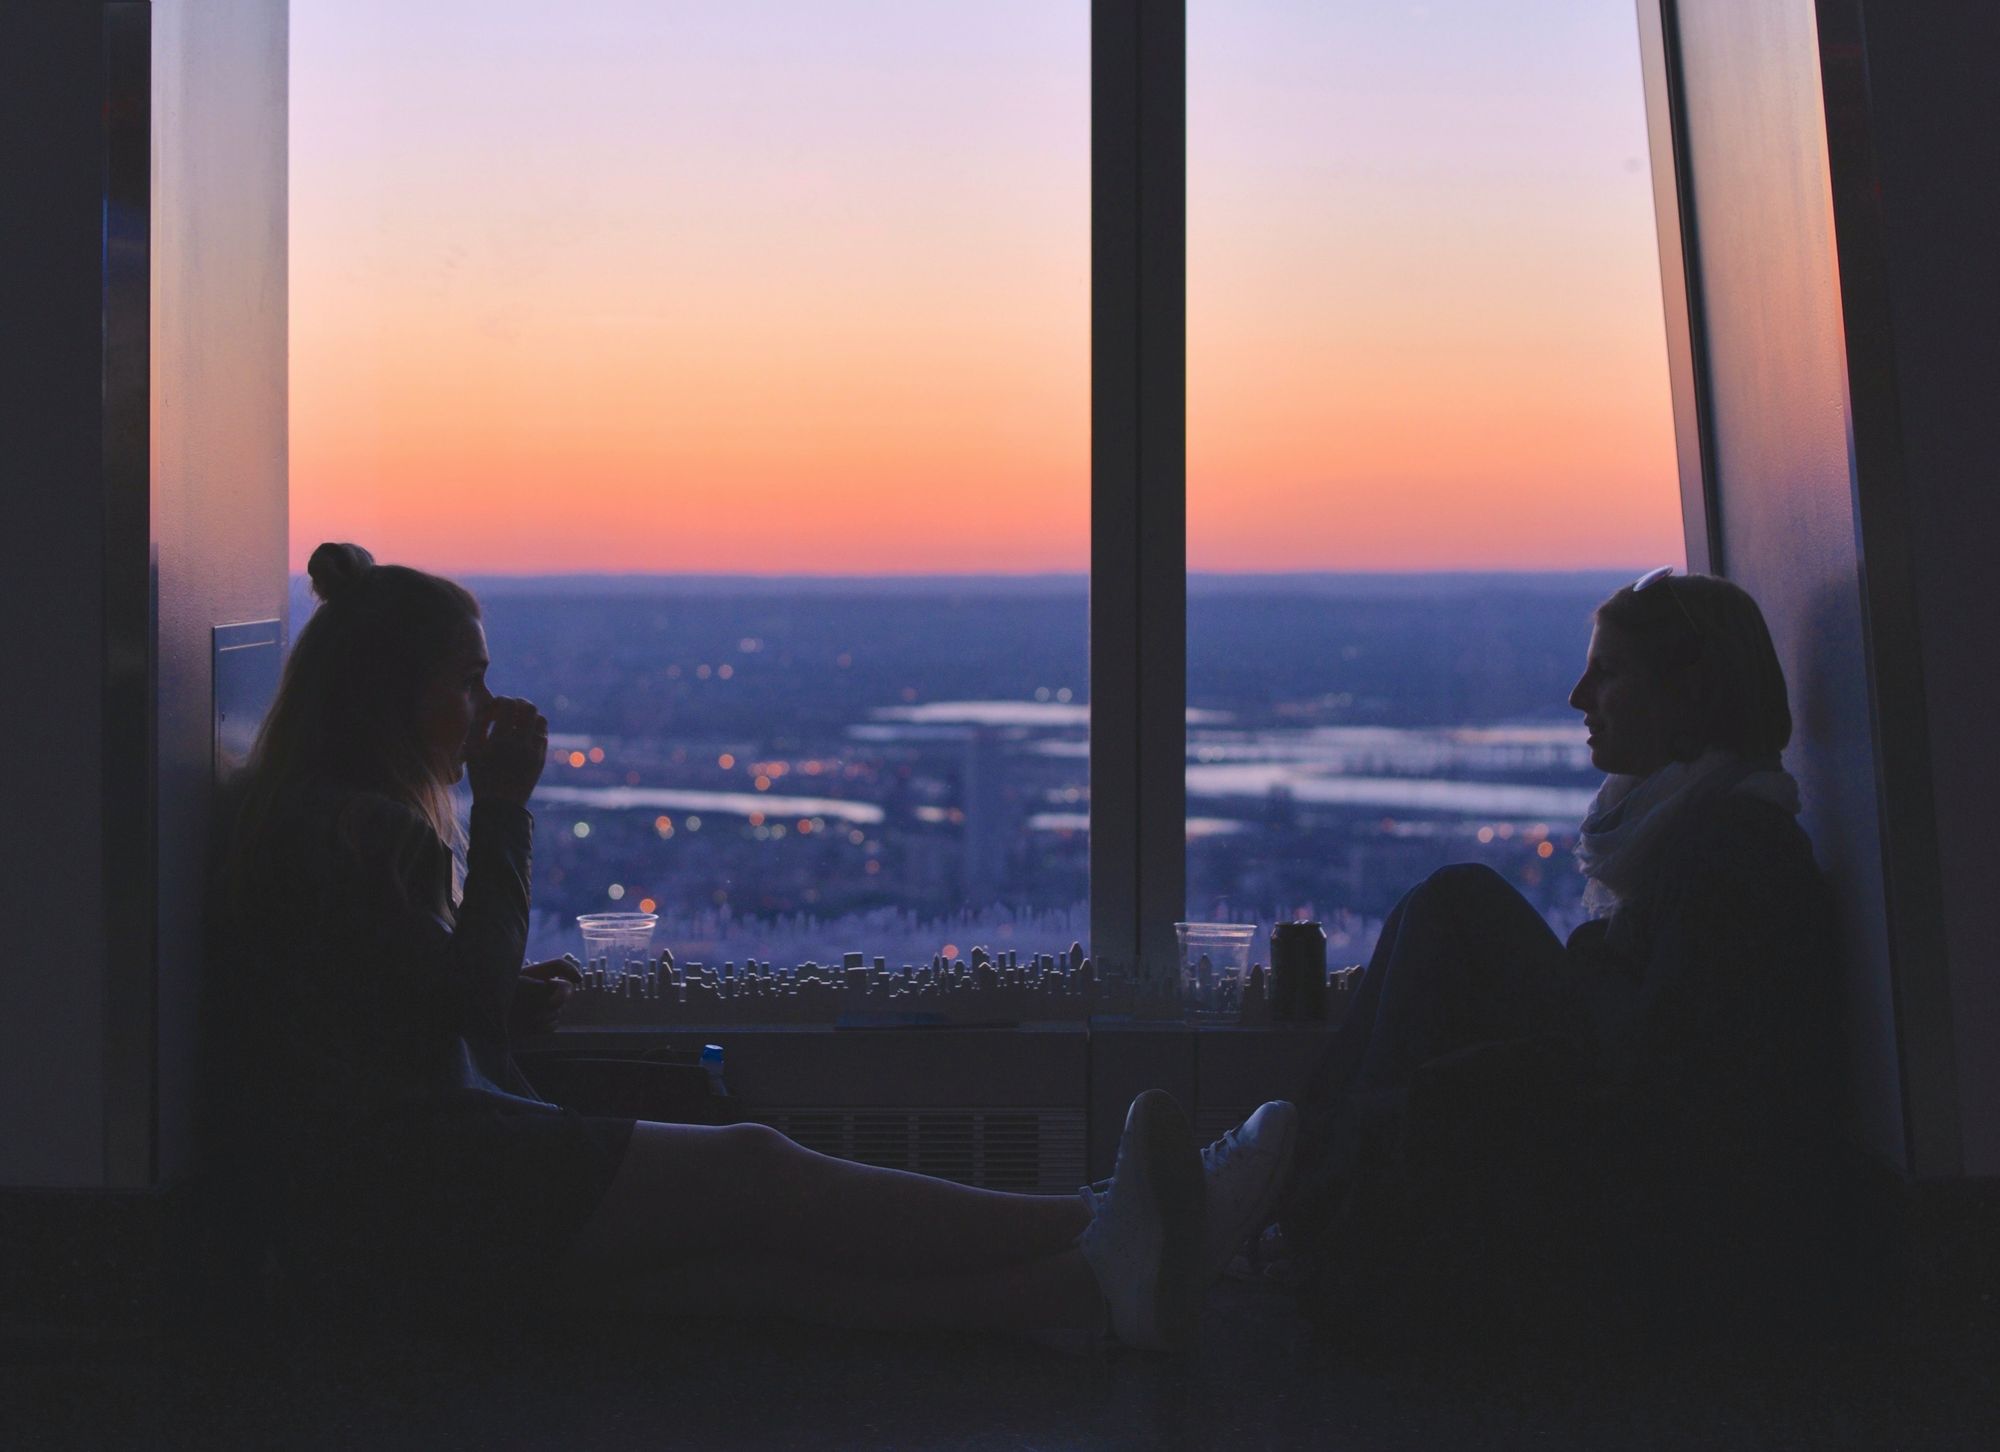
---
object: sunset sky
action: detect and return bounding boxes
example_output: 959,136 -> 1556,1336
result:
290,1 -> 1683,576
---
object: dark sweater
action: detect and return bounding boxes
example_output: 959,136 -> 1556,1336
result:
237,785 -> 544,1134
220,782 -> 628,1308
1568,791 -> 1838,1116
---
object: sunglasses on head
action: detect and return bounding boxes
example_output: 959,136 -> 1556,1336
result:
1633,565 -> 1703,652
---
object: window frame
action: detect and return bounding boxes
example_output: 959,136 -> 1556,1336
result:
1091,1 -> 1711,992
1638,0 -> 1721,575
1089,0 -> 1185,994
265,1 -> 1706,1006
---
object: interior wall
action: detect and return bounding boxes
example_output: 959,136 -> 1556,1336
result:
0,8 -> 112,1189
1836,0 -> 2000,1176
1666,0 -> 1911,1166
150,0 -> 290,1184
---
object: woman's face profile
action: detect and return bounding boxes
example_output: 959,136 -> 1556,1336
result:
1569,620 -> 1679,777
417,620 -> 494,786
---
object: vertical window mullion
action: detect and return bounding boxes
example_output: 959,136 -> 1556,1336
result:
1091,0 -> 1185,996
1637,0 -> 1721,574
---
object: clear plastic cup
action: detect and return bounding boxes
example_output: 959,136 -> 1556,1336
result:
576,912 -> 658,985
1174,922 -> 1256,1023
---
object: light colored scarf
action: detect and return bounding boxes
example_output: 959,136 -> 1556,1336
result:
1575,750 -> 1801,917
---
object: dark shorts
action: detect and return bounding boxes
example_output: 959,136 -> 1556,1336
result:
284,1094 -> 635,1316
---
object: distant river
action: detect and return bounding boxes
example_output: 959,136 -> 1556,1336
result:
1180,766 -> 1595,821
535,774 -> 1592,828
532,784 -> 885,825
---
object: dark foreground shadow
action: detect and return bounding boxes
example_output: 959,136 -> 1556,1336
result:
7,1275 -> 1997,1452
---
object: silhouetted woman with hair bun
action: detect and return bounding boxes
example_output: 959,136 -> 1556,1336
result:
220,542 -> 600,1312
217,544 -> 1295,1348
1275,570 -> 1849,1346
304,540 -> 375,600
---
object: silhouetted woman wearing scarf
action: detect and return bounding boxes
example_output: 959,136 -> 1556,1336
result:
1277,570 -> 1845,1344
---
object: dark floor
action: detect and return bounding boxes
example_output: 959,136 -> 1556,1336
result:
7,1276 -> 1997,1452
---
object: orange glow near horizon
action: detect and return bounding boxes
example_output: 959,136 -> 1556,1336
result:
1185,3 -> 1683,573
291,2 -> 1683,577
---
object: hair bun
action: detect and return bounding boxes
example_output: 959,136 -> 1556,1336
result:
306,542 -> 378,604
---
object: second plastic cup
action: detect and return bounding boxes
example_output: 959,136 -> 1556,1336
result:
1174,922 -> 1256,1023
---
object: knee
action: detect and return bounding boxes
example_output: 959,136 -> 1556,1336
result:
1395,863 -> 1527,947
1418,862 -> 1511,907
714,1120 -> 791,1171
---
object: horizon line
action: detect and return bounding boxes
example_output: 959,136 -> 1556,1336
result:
291,565 -> 1658,582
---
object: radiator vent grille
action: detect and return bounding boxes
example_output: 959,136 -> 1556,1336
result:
751,1108 -> 1086,1194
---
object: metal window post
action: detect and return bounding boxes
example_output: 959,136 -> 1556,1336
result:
1636,0 -> 1721,575
1091,0 -> 1185,999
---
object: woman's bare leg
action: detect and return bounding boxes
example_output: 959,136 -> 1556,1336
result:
561,1121 -> 1094,1284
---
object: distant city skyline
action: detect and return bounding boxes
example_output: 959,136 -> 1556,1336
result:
291,1 -> 1683,576
454,574 -> 1610,969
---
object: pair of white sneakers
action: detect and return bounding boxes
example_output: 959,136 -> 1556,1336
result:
1075,1093 -> 1297,1351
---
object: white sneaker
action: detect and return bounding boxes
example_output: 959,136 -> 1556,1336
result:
1076,1090 -> 1206,1351
1199,1101 -> 1297,1285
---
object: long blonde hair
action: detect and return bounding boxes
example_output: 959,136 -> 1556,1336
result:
222,543 -> 481,911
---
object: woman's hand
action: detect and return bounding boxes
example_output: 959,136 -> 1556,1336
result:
465,696 -> 548,806
511,954 -> 584,1038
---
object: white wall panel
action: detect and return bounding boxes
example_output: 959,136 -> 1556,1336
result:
148,0 -> 290,1184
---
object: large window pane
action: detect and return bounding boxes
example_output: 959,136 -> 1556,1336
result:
292,2 -> 1090,979
1187,2 -> 1684,965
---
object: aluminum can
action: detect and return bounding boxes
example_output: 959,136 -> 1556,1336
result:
1269,920 -> 1328,1021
